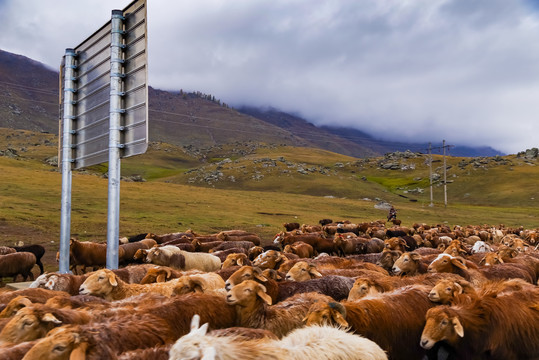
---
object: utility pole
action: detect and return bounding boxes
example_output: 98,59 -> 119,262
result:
428,142 -> 433,207
443,139 -> 447,208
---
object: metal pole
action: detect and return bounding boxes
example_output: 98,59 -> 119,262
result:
59,49 -> 77,273
107,10 -> 125,269
428,142 -> 433,207
443,139 -> 447,208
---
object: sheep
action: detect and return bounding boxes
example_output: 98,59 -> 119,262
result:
333,234 -> 368,256
145,232 -> 193,244
0,289 -> 69,312
285,261 -> 388,282
219,233 -> 262,246
278,255 -> 382,274
0,296 -> 34,319
226,266 -> 355,303
20,316 -> 176,359
211,248 -> 249,262
172,273 -> 226,295
169,314 -> 388,360
427,278 -> 477,304
0,303 -> 93,345
304,285 -> 435,360
252,250 -> 296,270
274,231 -> 336,255
145,245 -> 221,272
226,279 -> 334,338
79,269 -> 184,300
0,252 -> 37,283
210,240 -> 256,253
116,345 -> 172,360
347,273 -> 463,301
222,253 -> 251,268
118,239 -> 157,265
68,238 -> 110,274
391,251 -> 435,276
376,249 -> 403,273
428,253 -> 535,285
0,340 -> 38,360
191,239 -> 224,252
283,241 -> 314,258
420,290 -> 539,359
283,222 -> 301,231
0,246 -> 16,255
248,246 -> 264,260
13,244 -> 45,275
139,266 -> 185,284
470,240 -> 492,254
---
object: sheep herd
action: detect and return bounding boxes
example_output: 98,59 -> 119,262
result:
0,220 -> 538,359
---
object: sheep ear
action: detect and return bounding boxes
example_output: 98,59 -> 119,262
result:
497,257 -> 504,264
452,283 -> 463,296
165,268 -> 173,280
256,285 -> 272,305
155,273 -> 166,283
190,314 -> 200,331
42,313 -> 62,325
201,346 -> 217,360
237,257 -> 245,266
410,252 -> 421,261
69,341 -> 88,360
450,257 -> 468,270
198,322 -> 209,336
107,272 -> 118,287
452,317 -> 464,337
308,265 -> 323,278
190,278 -> 205,293
479,257 -> 486,265
331,310 -> 349,328
252,267 -> 267,282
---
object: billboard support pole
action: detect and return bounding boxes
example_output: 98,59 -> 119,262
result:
106,10 -> 125,269
59,48 -> 77,274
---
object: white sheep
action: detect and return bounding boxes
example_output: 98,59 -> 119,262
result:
169,314 -> 388,360
145,245 -> 221,272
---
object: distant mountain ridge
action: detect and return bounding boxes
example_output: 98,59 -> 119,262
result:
0,49 -> 503,157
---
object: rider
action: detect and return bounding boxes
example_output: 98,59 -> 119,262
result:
387,206 -> 397,221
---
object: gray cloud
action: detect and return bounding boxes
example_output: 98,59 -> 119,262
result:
1,0 -> 538,154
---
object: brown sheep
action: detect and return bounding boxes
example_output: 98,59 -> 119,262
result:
69,238 -> 112,274
222,253 -> 251,268
283,222 -> 300,231
139,266 -> 186,284
282,241 -> 314,259
226,279 -> 334,338
304,285 -> 435,360
0,252 -> 36,283
420,290 -> 539,359
172,273 -> 226,296
285,261 -> 388,282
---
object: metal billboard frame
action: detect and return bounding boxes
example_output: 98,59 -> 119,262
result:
59,0 -> 147,272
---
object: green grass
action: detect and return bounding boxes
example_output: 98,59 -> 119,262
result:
1,127 -> 539,272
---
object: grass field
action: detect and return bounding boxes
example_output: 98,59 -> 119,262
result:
1,128 -> 538,273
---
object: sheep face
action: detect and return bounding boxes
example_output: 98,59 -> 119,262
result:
428,280 -> 463,304
427,254 -> 467,273
226,280 -> 272,306
252,250 -> 285,270
222,253 -> 248,269
20,325 -> 86,360
225,266 -> 267,291
0,306 -> 61,344
303,302 -> 348,328
348,278 -> 376,300
0,296 -> 33,319
392,252 -> 420,275
479,253 -> 503,266
140,267 -> 171,284
169,315 -> 212,360
285,261 -> 322,281
79,269 -> 117,297
421,307 -> 463,350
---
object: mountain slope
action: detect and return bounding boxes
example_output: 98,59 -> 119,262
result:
0,49 -> 504,157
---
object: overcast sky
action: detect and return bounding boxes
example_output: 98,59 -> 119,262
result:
1,0 -> 538,154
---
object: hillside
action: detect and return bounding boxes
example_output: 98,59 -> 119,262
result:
0,48 -> 503,157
